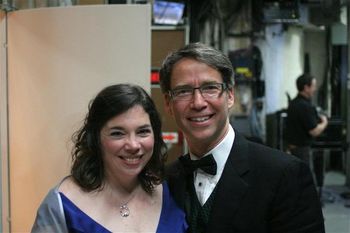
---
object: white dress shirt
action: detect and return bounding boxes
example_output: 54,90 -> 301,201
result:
189,125 -> 235,205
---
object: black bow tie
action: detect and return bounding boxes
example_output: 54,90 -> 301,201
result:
179,154 -> 217,175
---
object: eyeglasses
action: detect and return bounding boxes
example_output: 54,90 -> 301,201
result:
168,83 -> 227,101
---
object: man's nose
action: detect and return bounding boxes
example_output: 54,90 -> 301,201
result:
191,89 -> 207,109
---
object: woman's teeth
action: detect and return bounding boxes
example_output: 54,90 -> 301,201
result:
120,155 -> 143,163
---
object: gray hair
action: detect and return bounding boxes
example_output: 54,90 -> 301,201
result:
159,42 -> 234,93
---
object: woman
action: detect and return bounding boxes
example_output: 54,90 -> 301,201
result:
32,84 -> 188,233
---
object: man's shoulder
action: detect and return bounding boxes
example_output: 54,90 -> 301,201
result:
165,159 -> 184,178
242,140 -> 301,170
288,98 -> 301,109
290,95 -> 312,108
233,141 -> 311,189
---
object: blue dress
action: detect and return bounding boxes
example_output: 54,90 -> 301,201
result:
59,182 -> 188,233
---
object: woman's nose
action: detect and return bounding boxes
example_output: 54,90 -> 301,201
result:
124,136 -> 141,151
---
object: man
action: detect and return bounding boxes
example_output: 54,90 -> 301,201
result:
285,74 -> 329,201
285,73 -> 328,162
159,43 -> 325,233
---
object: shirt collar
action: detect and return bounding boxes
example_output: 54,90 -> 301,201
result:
190,125 -> 235,174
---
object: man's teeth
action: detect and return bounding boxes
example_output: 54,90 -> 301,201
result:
191,116 -> 210,122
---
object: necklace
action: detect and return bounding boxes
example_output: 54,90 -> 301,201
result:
118,187 -> 139,218
120,203 -> 131,217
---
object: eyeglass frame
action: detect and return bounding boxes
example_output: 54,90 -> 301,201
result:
167,83 -> 229,101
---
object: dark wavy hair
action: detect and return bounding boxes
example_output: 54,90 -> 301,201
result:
71,83 -> 167,194
159,42 -> 234,93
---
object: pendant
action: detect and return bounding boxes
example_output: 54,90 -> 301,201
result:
120,204 -> 130,217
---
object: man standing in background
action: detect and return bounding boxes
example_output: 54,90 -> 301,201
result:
285,73 -> 329,202
285,73 -> 328,163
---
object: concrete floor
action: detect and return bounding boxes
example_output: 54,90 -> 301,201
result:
322,171 -> 350,233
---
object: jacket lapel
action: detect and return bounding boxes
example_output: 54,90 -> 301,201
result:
207,133 -> 251,232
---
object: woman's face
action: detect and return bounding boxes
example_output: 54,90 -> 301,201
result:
100,105 -> 154,180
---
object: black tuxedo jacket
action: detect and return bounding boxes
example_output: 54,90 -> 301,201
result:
166,133 -> 325,233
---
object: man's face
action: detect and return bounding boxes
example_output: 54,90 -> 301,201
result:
305,78 -> 317,98
164,58 -> 234,156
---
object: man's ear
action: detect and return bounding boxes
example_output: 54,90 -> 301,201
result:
164,94 -> 173,116
227,87 -> 235,109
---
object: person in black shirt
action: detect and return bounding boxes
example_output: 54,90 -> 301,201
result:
285,73 -> 328,162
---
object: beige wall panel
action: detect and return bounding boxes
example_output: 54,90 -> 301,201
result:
7,5 -> 150,232
0,11 -> 10,233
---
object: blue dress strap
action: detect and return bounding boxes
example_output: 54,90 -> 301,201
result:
59,192 -> 111,233
156,182 -> 188,233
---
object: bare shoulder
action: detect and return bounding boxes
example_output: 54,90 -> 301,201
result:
143,184 -> 162,202
57,176 -> 84,199
143,184 -> 163,207
154,184 -> 163,198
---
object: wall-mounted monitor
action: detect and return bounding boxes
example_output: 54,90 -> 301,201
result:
153,0 -> 185,25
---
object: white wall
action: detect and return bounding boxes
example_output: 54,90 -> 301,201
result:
1,4 -> 150,232
256,24 -> 304,114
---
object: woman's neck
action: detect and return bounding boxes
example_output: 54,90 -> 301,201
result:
105,175 -> 139,194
